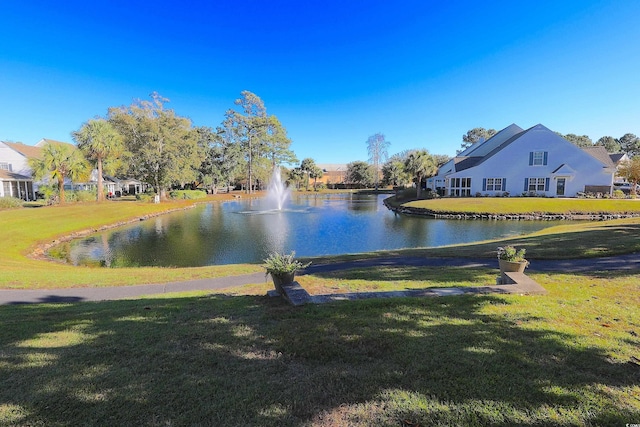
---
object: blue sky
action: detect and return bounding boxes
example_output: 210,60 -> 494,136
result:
1,1 -> 639,164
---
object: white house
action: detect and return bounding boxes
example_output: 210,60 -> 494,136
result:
0,141 -> 39,200
1,139 -> 148,199
427,124 -> 617,197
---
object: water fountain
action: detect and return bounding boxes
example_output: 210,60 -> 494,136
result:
265,167 -> 290,211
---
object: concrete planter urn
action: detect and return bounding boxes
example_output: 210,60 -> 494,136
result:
497,246 -> 529,283
263,252 -> 310,295
498,259 -> 528,274
270,272 -> 297,295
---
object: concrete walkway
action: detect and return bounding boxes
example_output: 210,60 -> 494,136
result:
270,271 -> 547,307
1,253 -> 638,305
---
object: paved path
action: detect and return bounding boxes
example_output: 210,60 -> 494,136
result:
1,253 -> 639,305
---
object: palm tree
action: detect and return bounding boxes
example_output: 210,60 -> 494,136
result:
404,150 -> 437,199
72,119 -> 123,201
300,158 -> 317,191
309,165 -> 323,191
29,142 -> 90,204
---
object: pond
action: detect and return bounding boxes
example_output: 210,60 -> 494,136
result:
53,194 -> 565,267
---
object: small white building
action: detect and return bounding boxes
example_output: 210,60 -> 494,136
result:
427,124 -> 617,197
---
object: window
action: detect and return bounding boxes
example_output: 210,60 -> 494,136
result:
0,162 -> 10,171
526,177 -> 549,192
450,177 -> 471,196
484,178 -> 504,191
529,151 -> 548,166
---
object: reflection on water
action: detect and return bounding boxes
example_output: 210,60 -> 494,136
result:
54,194 -> 566,267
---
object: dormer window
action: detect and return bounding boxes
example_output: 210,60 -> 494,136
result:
0,162 -> 10,171
529,151 -> 548,166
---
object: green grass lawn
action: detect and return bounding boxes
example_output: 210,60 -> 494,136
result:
402,197 -> 640,215
1,197 -> 640,425
0,196 -> 262,289
1,268 -> 638,426
2,197 -> 640,289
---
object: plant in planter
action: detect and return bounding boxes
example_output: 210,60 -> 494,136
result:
263,251 -> 311,294
497,246 -> 529,281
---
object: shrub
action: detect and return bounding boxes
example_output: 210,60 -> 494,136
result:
136,193 -> 155,203
394,187 -> 417,202
613,189 -> 626,199
0,197 -> 24,209
38,184 -> 59,205
73,190 -> 97,202
169,190 -> 207,200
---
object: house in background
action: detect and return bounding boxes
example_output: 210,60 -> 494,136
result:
315,164 -> 347,188
0,141 -> 39,200
1,139 -> 148,199
427,124 -> 617,197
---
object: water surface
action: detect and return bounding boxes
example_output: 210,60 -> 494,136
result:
56,194 -> 564,267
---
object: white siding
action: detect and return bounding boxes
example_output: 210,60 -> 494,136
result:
0,142 -> 31,176
446,124 -> 614,197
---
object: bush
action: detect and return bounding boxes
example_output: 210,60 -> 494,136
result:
136,193 -> 155,203
0,197 -> 24,209
169,190 -> 207,200
613,189 -> 626,199
73,190 -> 97,202
394,187 -> 417,202
314,183 -> 326,191
37,184 -> 59,205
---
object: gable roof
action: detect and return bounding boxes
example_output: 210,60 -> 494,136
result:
436,123 -> 618,180
458,123 -> 525,157
582,146 -> 616,168
2,141 -> 43,159
453,156 -> 482,172
609,153 -> 627,164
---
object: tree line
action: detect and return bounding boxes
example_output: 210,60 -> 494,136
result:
30,91 -> 298,203
29,99 -> 639,204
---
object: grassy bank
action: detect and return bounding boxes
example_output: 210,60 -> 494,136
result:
0,196 -> 262,289
3,197 -> 640,288
2,196 -> 639,425
1,267 -> 638,426
401,197 -> 640,215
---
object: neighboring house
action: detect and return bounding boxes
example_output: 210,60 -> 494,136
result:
116,178 -> 146,195
608,152 -> 631,183
1,138 -> 148,199
315,164 -> 347,187
0,141 -> 39,200
427,124 -> 617,197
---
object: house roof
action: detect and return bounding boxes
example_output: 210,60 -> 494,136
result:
609,153 -> 627,164
582,146 -> 616,168
551,163 -> 576,175
3,141 -> 43,159
0,169 -> 32,181
453,156 -> 482,172
317,164 -> 347,172
458,123 -> 525,157
437,123 -> 617,179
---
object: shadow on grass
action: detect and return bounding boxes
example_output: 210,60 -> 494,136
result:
1,294 -> 638,426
